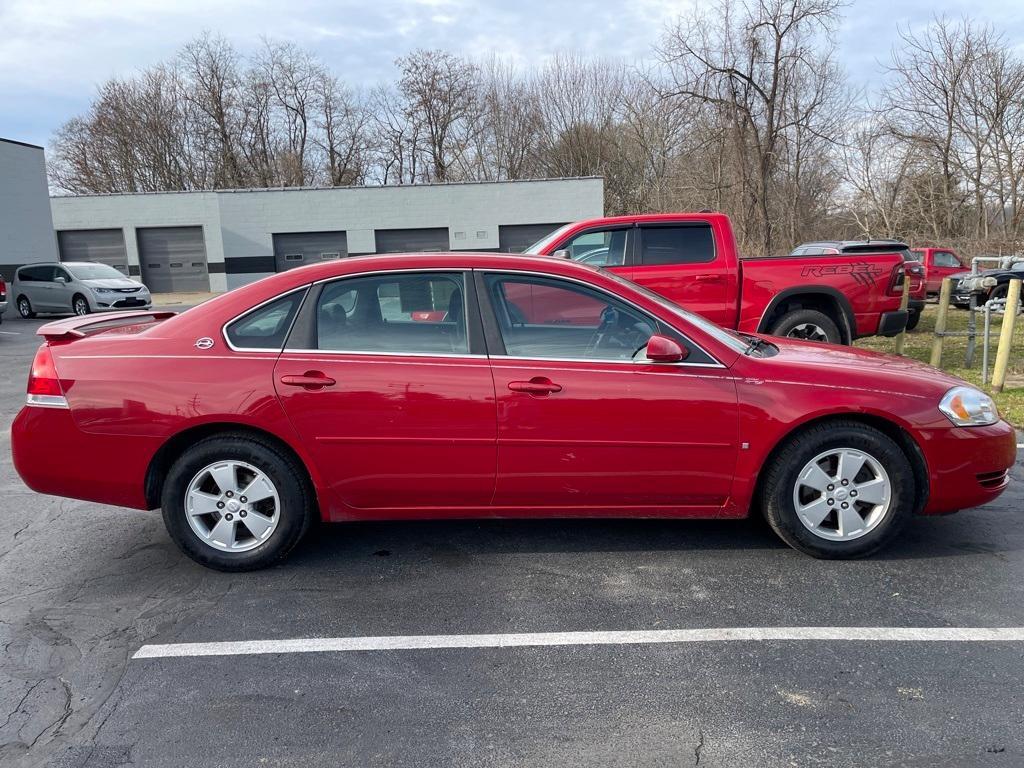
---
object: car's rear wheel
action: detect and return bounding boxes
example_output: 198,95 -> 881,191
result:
990,284 -> 1023,315
769,309 -> 841,344
161,434 -> 315,571
905,310 -> 921,331
761,421 -> 915,558
17,296 -> 35,318
72,294 -> 90,316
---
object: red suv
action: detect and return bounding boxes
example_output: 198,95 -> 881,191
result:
11,253 -> 1016,570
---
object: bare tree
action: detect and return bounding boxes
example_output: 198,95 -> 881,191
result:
660,0 -> 844,253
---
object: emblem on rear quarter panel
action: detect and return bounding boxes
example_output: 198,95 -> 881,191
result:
195,337 -> 215,350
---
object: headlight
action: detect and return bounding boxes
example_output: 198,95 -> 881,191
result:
939,386 -> 999,426
93,287 -> 113,294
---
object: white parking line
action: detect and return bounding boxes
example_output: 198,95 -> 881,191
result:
132,627 -> 1024,659
0,330 -> 20,335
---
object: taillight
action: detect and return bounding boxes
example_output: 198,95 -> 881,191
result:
26,345 -> 69,408
888,264 -> 905,295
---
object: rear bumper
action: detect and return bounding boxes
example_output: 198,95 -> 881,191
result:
11,406 -> 157,510
920,421 -> 1018,514
877,309 -> 909,337
0,299 -> 7,316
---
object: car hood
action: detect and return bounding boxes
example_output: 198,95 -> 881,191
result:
82,278 -> 146,290
760,337 -> 965,395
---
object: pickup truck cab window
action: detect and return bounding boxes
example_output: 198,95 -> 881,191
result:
316,272 -> 468,354
934,251 -> 961,268
562,227 -> 630,266
638,224 -> 715,265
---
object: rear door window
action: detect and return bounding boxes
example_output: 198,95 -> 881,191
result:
638,225 -> 715,265
316,272 -> 468,355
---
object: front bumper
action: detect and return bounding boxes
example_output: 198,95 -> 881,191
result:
921,420 -> 1017,514
92,293 -> 152,311
877,309 -> 909,337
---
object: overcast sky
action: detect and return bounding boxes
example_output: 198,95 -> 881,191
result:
2,0 -> 1024,151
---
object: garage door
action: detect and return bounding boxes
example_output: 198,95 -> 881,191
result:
272,231 -> 348,272
498,223 -> 567,253
57,230 -> 129,274
137,227 -> 209,293
374,228 -> 449,253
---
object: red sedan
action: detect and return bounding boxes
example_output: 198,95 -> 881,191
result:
11,254 -> 1016,570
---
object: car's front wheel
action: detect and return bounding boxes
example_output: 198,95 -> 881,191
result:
761,421 -> 915,558
72,294 -> 90,316
161,434 -> 315,571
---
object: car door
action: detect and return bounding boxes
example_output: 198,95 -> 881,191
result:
630,222 -> 734,326
931,251 -> 964,292
479,270 -> 740,514
52,266 -> 75,311
273,270 -> 498,516
26,265 -> 59,310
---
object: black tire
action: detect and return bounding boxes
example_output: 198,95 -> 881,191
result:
990,284 -> 1023,314
17,296 -> 35,319
905,309 -> 921,331
161,434 -> 316,571
72,294 -> 90,316
769,309 -> 842,344
761,420 -> 915,559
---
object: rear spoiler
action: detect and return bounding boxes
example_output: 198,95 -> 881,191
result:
37,310 -> 177,341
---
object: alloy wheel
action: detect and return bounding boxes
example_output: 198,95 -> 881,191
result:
787,323 -> 829,342
792,448 -> 892,541
18,298 -> 31,318
73,297 -> 89,315
185,460 -> 281,552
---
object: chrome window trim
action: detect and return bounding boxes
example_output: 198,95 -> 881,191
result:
221,285 -> 311,353
281,349 -> 487,359
487,354 -> 725,368
478,268 -> 727,369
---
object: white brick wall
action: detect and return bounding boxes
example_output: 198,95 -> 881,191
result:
50,178 -> 604,291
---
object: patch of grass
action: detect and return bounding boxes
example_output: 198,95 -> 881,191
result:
856,303 -> 1024,428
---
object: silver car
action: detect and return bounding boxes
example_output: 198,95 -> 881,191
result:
13,262 -> 152,318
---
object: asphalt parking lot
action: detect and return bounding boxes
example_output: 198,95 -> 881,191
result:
1,308 -> 1023,768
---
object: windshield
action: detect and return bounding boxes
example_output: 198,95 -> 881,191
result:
523,223 -> 577,255
598,268 -> 750,355
67,264 -> 127,280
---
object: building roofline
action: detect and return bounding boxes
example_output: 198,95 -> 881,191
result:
0,137 -> 45,151
50,176 -> 603,200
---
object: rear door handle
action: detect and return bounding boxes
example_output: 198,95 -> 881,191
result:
508,377 -> 562,395
280,371 -> 336,390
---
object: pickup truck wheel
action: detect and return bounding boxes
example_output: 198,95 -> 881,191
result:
905,310 -> 921,331
769,309 -> 841,344
990,284 -> 1023,315
761,421 -> 915,559
161,434 -> 315,571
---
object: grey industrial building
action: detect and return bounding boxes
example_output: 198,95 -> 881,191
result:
0,138 -> 59,279
46,178 -> 604,293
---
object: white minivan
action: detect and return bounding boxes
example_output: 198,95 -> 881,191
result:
13,262 -> 152,317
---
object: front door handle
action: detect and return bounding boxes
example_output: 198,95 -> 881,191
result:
508,377 -> 562,395
280,371 -> 336,390
694,274 -> 724,283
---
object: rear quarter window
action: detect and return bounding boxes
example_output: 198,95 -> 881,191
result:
225,290 -> 306,350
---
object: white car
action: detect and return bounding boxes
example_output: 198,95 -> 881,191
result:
13,262 -> 152,317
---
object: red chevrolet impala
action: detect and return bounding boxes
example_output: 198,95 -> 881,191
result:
11,254 -> 1016,570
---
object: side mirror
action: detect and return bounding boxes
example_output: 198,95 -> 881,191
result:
645,334 -> 688,363
54,276 -> 67,284
552,249 -> 571,260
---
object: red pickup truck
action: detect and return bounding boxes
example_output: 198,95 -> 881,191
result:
910,247 -> 966,296
525,213 -> 910,345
